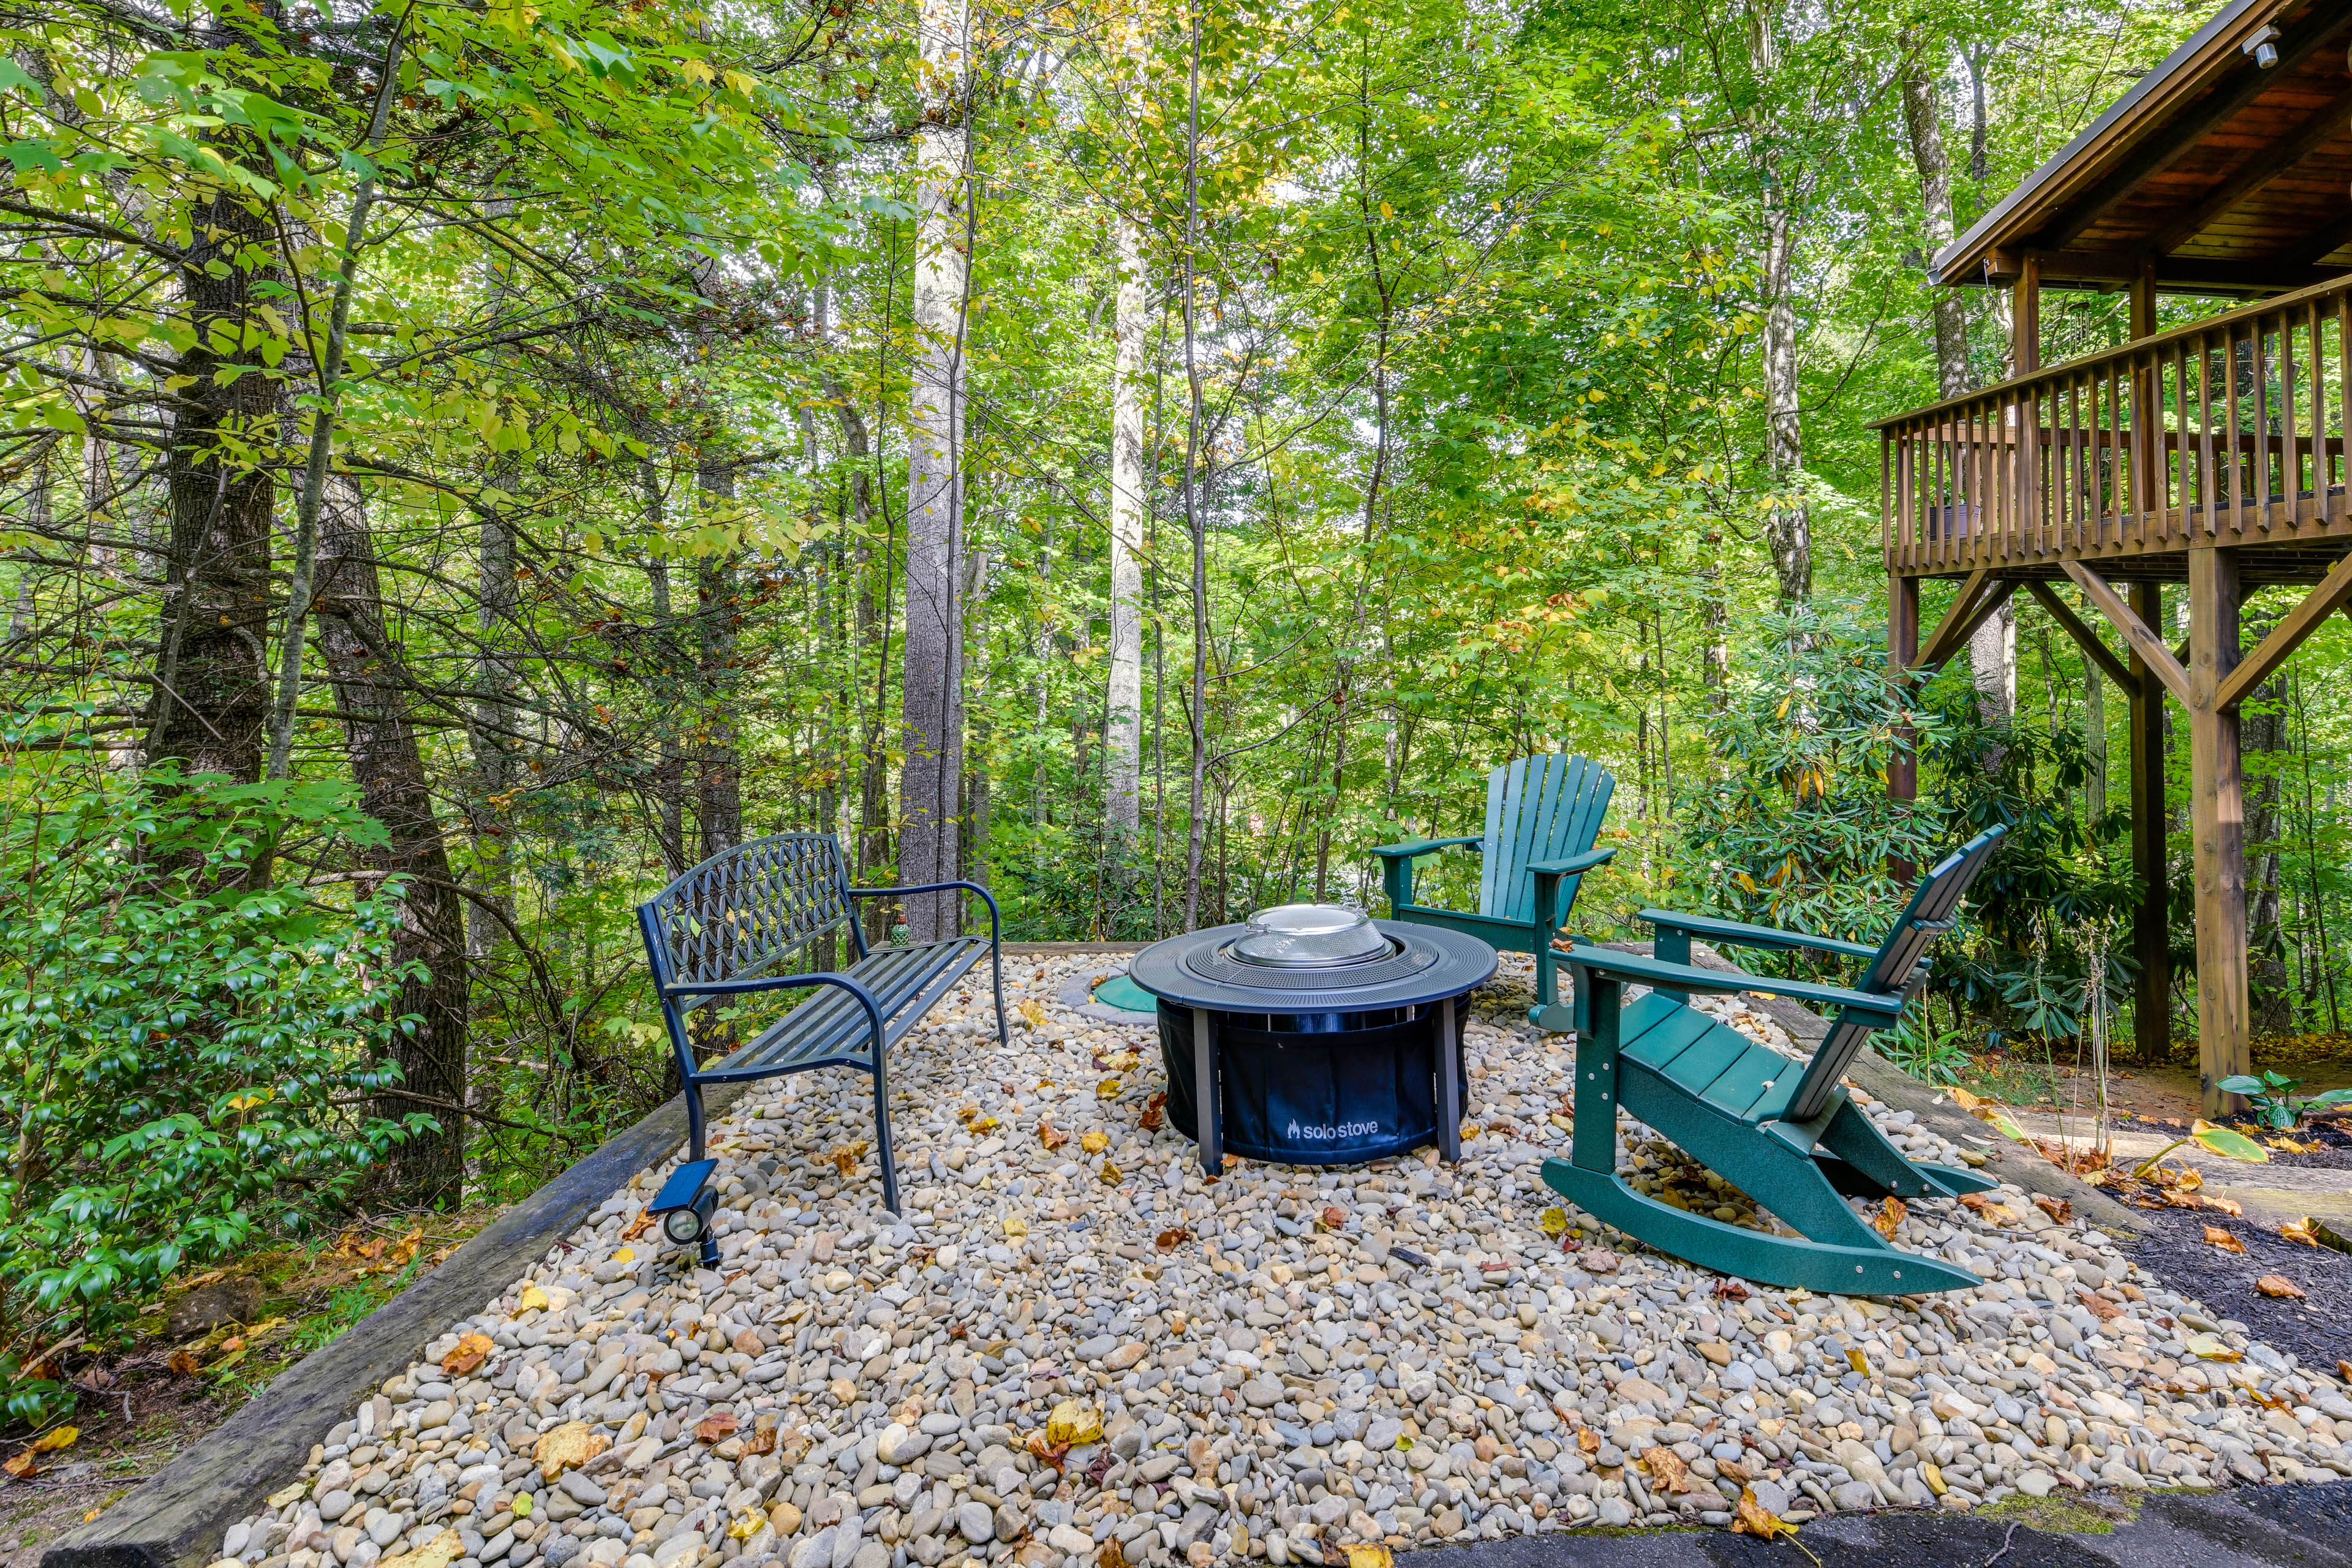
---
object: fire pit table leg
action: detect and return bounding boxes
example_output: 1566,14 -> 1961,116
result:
1193,1006 -> 1222,1176
1437,994 -> 1462,1164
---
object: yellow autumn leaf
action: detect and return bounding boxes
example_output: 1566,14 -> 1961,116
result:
1874,1196 -> 1906,1240
1099,1162 -> 1122,1185
1017,999 -> 1048,1029
1096,1077 -> 1122,1098
518,1284 -> 551,1313
28,1425 -> 78,1454
2190,1119 -> 2269,1162
1080,1131 -> 1110,1155
1003,1215 -> 1028,1238
1537,1207 -> 1569,1237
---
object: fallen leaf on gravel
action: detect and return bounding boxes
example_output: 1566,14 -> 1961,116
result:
379,1527 -> 464,1568
1538,1207 -> 1569,1237
747,1414 -> 778,1455
620,1210 -> 655,1242
1102,1050 -> 1141,1072
1317,1206 -> 1346,1231
1155,1227 -> 1192,1250
1139,1093 -> 1166,1132
1874,1197 -> 1906,1239
1098,1161 -> 1121,1185
533,1421 -> 609,1479
1640,1446 -> 1699,1493
1095,1540 -> 1128,1568
1714,1278 -> 1749,1301
1003,1216 -> 1028,1238
1017,1000 -> 1047,1029
828,1141 -> 869,1177
442,1333 -> 493,1376
1731,1489 -> 1798,1541
1081,1131 -> 1110,1155
2203,1225 -> 2247,1254
1343,1547 -> 1393,1568
2033,1194 -> 2071,1223
696,1412 -> 739,1444
2185,1333 -> 2242,1361
2255,1275 -> 2305,1299
1577,1427 -> 1600,1454
1095,1077 -> 1122,1098
518,1285 -> 551,1313
2076,1290 -> 2122,1321
1037,1122 -> 1069,1152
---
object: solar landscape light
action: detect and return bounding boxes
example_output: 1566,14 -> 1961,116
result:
647,1158 -> 721,1267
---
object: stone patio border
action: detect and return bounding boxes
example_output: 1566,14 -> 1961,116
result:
44,1084 -> 752,1568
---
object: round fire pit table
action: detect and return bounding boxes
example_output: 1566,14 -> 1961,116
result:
1128,906 -> 1497,1173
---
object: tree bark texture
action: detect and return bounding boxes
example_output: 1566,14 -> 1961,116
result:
897,0 -> 971,943
1746,7 -> 1809,605
1105,214 -> 1147,845
145,185 -> 276,785
314,477 -> 470,1206
696,452 -> 744,858
1898,33 -> 1969,401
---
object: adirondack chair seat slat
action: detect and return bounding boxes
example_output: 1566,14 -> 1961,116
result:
1371,754 -> 1615,1026
1543,826 -> 2008,1295
637,833 -> 1006,1231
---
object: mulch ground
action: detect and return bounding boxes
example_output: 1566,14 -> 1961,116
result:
2125,1198 -> 2352,1374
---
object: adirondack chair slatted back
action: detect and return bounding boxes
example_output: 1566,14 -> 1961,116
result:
1482,755 -> 1614,928
643,833 -> 856,992
1781,825 -> 2006,1123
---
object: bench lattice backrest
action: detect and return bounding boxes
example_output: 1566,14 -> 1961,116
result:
641,833 -> 854,990
1780,824 -> 2006,1123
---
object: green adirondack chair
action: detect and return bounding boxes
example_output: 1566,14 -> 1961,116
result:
1541,826 -> 2007,1295
1370,754 -> 1615,1028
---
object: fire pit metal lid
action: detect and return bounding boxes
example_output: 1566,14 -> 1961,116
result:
1130,918 -> 1496,1011
1228,903 -> 1389,968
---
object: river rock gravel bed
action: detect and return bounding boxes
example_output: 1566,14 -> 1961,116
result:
215,955 -> 2352,1568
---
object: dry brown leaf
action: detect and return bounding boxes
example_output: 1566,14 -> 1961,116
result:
1038,1122 -> 1069,1152
747,1414 -> 778,1455
1731,1488 -> 1798,1541
1640,1446 -> 1699,1494
1098,1161 -> 1122,1185
2204,1195 -> 2245,1217
1958,1193 -> 1991,1212
532,1421 -> 610,1479
2076,1289 -> 2123,1321
1016,1000 -> 1048,1030
2175,1165 -> 2206,1193
1717,1455 -> 1754,1483
1,1452 -> 36,1480
696,1412 -> 739,1444
1095,1540 -> 1128,1568
1577,1427 -> 1600,1455
379,1527 -> 465,1568
620,1209 -> 655,1242
2255,1275 -> 2306,1299
1317,1205 -> 1346,1232
828,1141 -> 870,1178
2033,1194 -> 2072,1224
2204,1225 -> 2247,1254
442,1333 -> 494,1378
1714,1278 -> 1749,1302
1155,1227 -> 1192,1251
1874,1196 -> 1907,1240
167,1349 -> 200,1377
2281,1217 -> 2323,1246
1139,1093 -> 1166,1133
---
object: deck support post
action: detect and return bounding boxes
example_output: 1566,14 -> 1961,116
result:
2011,254 -> 2040,375
2127,581 -> 2170,1064
2185,549 -> 2250,1115
2130,262 -> 2159,513
1887,573 -> 1920,878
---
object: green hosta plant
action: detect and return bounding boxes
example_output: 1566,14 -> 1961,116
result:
0,763 -> 427,1423
2215,1071 -> 2352,1132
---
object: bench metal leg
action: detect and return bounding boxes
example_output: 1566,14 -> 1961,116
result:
685,1076 -> 708,1163
1192,1006 -> 1221,1177
991,946 -> 1008,1046
872,1060 -> 901,1216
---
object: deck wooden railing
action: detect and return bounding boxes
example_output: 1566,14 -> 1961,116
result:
1879,272 -> 2352,574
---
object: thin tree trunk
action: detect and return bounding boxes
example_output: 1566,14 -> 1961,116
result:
1181,1 -> 1209,932
642,461 -> 688,875
899,0 -> 972,942
314,476 -> 470,1206
1898,31 -> 1969,401
1105,214 -> 1148,846
695,452 -> 744,858
1747,4 -> 1809,605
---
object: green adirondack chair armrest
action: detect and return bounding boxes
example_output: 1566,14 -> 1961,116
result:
1562,944 -> 1905,1021
1529,846 -> 1615,878
1368,834 -> 1485,861
1640,908 -> 1880,963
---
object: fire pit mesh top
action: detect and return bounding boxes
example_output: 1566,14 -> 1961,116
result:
1183,930 -> 1441,991
1228,903 -> 1390,969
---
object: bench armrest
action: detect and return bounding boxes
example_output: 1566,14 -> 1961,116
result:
1368,835 -> 1483,860
1564,944 -> 1905,1020
1528,847 -> 1615,878
1640,907 -> 1880,962
847,879 -> 1002,944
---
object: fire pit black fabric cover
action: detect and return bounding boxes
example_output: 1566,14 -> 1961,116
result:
1155,1007 -> 1458,1164
1130,919 -> 1496,1167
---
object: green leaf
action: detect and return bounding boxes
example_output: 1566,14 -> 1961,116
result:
0,60 -> 39,98
2215,1076 -> 2266,1095
2,140 -> 64,174
2188,1120 -> 2269,1163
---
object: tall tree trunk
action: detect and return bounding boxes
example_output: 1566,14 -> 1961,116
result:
1181,1 -> 1210,932
898,0 -> 972,942
641,461 -> 688,875
2244,661 -> 2292,1033
695,452 -> 744,858
1746,4 -> 1809,605
467,204 -> 524,947
314,477 -> 470,1205
1105,215 -> 1148,847
145,184 -> 276,788
1898,31 -> 1969,402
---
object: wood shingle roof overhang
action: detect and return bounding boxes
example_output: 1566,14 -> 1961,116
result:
1935,0 -> 2352,297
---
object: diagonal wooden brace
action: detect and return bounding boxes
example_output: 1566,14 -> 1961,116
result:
2212,548 -> 2352,711
2062,560 -> 2190,706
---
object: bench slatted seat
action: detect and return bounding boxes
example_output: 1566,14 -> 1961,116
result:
636,832 -> 1005,1223
1541,826 -> 2007,1295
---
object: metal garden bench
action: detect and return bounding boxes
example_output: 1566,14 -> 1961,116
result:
635,832 -> 1005,1237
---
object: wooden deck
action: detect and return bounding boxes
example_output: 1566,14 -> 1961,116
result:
1879,272 -> 2352,586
